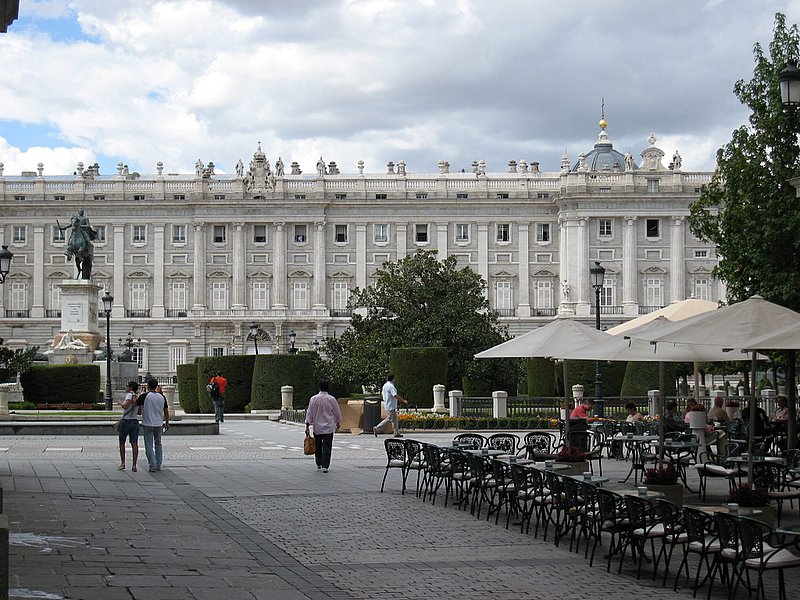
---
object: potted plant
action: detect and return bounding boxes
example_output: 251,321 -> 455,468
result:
688,404 -> 708,429
728,483 -> 774,527
555,445 -> 589,476
643,465 -> 684,508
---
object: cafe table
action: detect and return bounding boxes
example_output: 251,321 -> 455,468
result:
618,488 -> 665,501
659,440 -> 700,492
494,456 -> 534,466
684,504 -> 763,517
463,448 -> 505,458
726,455 -> 785,466
775,525 -> 800,539
527,461 -> 570,471
567,474 -> 610,486
618,435 -> 659,485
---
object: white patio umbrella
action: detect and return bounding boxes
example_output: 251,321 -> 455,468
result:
605,299 -> 718,337
475,319 -> 612,443
629,295 -> 800,481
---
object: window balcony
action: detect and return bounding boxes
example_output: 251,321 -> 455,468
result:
125,309 -> 151,318
533,308 -> 557,317
165,309 -> 187,317
494,308 -> 516,317
330,309 -> 352,317
45,309 -> 62,318
5,309 -> 30,318
638,305 -> 664,314
590,305 -> 624,315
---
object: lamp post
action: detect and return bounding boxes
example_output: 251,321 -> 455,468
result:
102,291 -> 114,410
0,245 -> 13,284
118,331 -> 141,363
246,322 -> 270,354
779,63 -> 800,107
288,330 -> 298,354
589,261 -> 606,417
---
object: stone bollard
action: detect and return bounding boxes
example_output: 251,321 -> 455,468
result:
0,385 -> 9,417
281,385 -> 294,411
648,389 -> 660,419
449,390 -> 463,418
761,388 -> 776,418
688,409 -> 708,457
432,384 -> 446,413
492,390 -> 508,419
160,384 -> 181,421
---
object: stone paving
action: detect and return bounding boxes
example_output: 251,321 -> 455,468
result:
0,422 -> 798,599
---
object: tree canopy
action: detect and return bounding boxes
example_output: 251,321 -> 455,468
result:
320,250 -> 509,390
690,13 -> 800,308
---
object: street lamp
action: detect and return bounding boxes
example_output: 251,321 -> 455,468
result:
246,322 -> 270,354
589,261 -> 606,417
0,245 -> 13,284
288,330 -> 298,354
102,291 -> 114,410
118,331 -> 141,363
312,339 -> 320,353
779,63 -> 800,107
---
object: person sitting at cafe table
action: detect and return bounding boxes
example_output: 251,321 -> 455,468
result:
570,398 -> 594,419
663,400 -> 684,433
684,398 -> 714,432
625,402 -> 644,423
741,403 -> 771,437
706,395 -> 730,423
775,396 -> 789,421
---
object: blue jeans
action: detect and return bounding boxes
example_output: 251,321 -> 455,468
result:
213,396 -> 225,422
142,426 -> 163,470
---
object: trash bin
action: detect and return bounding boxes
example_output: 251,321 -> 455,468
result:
362,396 -> 382,433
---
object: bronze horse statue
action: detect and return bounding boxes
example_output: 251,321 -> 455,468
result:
58,209 -> 96,280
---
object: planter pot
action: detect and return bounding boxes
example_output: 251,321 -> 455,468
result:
556,460 -> 590,476
689,411 -> 708,430
645,483 -> 684,508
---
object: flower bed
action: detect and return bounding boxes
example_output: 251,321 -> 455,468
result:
398,413 -> 558,431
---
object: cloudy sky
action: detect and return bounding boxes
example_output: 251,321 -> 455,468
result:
1,0 -> 798,177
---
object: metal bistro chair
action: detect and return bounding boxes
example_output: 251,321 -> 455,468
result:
522,431 -> 556,460
673,506 -> 720,597
591,489 -> 629,572
403,439 -> 427,498
652,499 -> 687,587
453,432 -> 487,449
379,438 -> 408,493
487,433 -> 520,455
705,512 -> 741,600
421,445 -> 452,506
732,515 -> 800,600
618,494 -> 670,580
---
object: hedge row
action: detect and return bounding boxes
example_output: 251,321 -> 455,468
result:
195,355 -> 257,413
20,364 -> 101,404
251,354 -> 315,410
390,347 -> 447,409
398,415 -> 556,430
177,363 -> 199,413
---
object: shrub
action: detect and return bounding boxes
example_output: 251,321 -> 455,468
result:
196,355 -> 256,413
176,363 -> 199,413
20,364 -> 101,404
250,354 -> 316,410
620,362 -> 677,397
644,466 -> 678,485
527,358 -> 557,396
390,347 -> 448,409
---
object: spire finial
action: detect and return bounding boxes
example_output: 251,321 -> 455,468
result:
599,98 -> 607,130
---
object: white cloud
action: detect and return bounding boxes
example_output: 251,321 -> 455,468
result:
1,0 -> 798,175
0,136 -> 95,176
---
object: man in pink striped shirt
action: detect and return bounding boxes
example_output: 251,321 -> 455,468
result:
305,380 -> 341,473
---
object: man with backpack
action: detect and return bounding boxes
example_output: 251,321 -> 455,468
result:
208,371 -> 228,423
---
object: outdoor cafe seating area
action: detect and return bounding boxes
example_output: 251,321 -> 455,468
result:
379,427 -> 800,600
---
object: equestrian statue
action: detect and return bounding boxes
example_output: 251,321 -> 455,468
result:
57,208 -> 97,280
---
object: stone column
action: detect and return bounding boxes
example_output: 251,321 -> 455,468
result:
449,390 -> 463,418
670,216 -> 686,302
152,224 -> 165,318
31,225 -> 45,318
432,384 -> 446,413
281,385 -> 294,410
396,222 -> 408,260
355,224 -> 367,290
492,390 -> 508,418
622,216 -> 638,315
113,224 -> 125,318
437,223 -> 448,260
191,222 -> 207,313
477,224 -> 489,299
313,221 -> 326,309
272,222 -> 287,308
517,222 -> 531,316
231,222 -> 246,312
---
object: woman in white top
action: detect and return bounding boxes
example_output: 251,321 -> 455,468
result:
625,402 -> 644,422
117,381 -> 140,471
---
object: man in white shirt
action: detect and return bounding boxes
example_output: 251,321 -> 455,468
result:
373,373 -> 407,438
305,380 -> 342,473
139,378 -> 170,473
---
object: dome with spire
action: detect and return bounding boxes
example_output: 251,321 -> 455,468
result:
571,117 -> 636,173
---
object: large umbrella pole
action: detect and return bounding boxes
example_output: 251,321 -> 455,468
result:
562,360 -> 570,447
788,350 -> 797,451
747,351 -> 757,484
658,361 -> 666,467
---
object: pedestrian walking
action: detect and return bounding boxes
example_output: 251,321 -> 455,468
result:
117,381 -> 140,471
139,378 -> 170,472
305,380 -> 341,473
209,371 -> 228,423
373,373 -> 407,438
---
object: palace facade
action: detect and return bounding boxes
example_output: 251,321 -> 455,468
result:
0,125 -> 721,379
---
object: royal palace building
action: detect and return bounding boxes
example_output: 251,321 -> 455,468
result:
0,124 -> 721,379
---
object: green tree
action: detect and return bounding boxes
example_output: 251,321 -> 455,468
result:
689,12 -> 800,447
0,346 -> 39,383
321,250 -> 508,390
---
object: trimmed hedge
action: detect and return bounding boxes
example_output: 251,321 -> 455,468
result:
196,355 -> 256,413
20,364 -> 101,404
251,354 -> 316,410
527,358 -> 558,396
176,363 -> 199,413
560,360 -> 626,397
620,361 -> 678,397
390,347 -> 448,409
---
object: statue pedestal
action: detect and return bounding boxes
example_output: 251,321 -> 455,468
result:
54,280 -> 103,351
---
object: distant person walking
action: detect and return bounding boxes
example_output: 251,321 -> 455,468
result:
374,373 -> 408,438
209,371 -> 228,423
305,380 -> 341,473
117,381 -> 140,471
140,378 -> 170,473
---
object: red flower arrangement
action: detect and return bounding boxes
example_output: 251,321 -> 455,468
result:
556,446 -> 586,463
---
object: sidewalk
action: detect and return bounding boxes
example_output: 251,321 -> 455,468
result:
1,425 -> 798,599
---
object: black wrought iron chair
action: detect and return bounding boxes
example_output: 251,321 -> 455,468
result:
379,438 -> 408,493
652,499 -> 687,587
486,459 -> 515,525
591,489 -> 628,572
487,433 -> 520,455
618,494 -> 669,580
522,431 -> 556,460
732,516 -> 800,600
693,450 -> 738,502
421,444 -> 452,506
705,512 -> 741,600
403,439 -> 427,497
453,432 -> 487,449
673,506 -> 720,596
